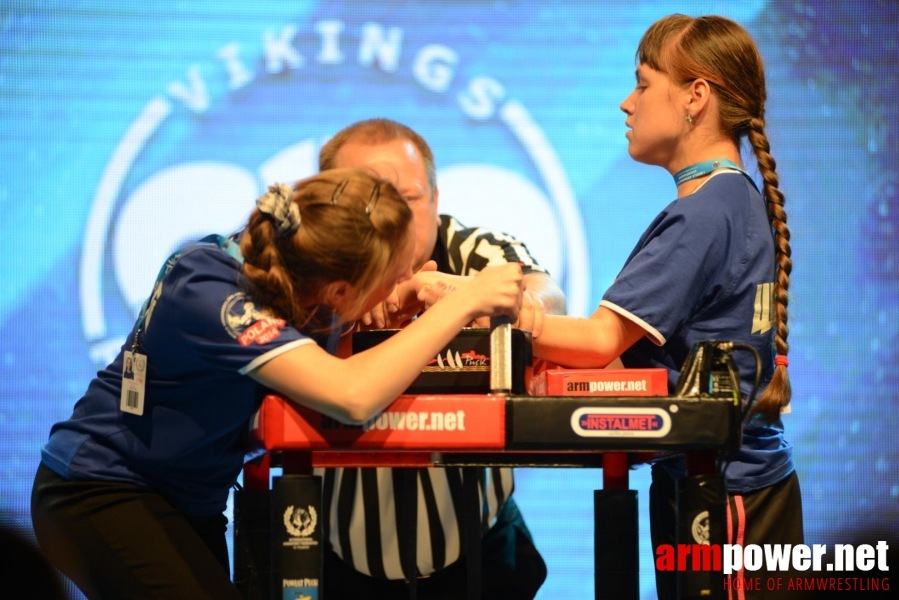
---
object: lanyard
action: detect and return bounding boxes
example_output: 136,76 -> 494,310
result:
131,234 -> 243,355
673,159 -> 754,188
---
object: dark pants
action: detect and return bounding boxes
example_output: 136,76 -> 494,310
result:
650,465 -> 804,600
323,497 -> 547,599
31,463 -> 243,600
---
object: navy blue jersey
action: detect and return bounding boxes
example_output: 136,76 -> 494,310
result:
42,242 -> 319,516
602,172 -> 794,492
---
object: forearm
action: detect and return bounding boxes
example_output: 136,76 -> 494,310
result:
253,294 -> 479,425
533,308 -> 646,368
532,315 -> 615,368
338,298 -> 478,417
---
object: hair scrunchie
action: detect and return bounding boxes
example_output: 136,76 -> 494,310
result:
256,183 -> 300,236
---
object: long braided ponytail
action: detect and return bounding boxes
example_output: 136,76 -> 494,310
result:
747,117 -> 793,420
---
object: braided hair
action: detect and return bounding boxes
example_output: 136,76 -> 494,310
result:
239,168 -> 413,331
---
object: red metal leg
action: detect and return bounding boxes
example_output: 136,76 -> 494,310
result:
602,452 -> 629,490
243,453 -> 271,490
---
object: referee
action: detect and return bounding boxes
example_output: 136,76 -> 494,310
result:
317,118 -> 567,599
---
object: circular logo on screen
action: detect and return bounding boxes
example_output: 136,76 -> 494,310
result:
78,13 -> 589,367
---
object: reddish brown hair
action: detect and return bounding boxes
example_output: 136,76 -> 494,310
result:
239,168 -> 412,330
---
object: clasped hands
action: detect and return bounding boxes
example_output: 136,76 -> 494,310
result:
359,260 -> 545,337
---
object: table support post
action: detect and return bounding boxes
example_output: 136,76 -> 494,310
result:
594,488 -> 639,600
235,455 -> 272,599
271,452 -> 322,600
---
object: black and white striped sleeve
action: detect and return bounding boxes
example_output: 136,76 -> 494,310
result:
441,215 -> 548,276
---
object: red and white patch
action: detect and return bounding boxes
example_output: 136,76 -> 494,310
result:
238,318 -> 286,346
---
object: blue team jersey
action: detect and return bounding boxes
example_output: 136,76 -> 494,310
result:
601,172 -> 794,493
42,241 -> 324,515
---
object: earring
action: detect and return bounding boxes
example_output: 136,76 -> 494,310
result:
685,114 -> 694,124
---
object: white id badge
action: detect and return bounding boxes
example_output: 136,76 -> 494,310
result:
120,350 -> 147,416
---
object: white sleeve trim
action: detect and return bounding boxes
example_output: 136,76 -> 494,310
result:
599,300 -> 666,346
238,337 -> 317,376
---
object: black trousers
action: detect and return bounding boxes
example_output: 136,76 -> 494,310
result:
31,463 -> 243,600
322,497 -> 547,599
650,465 -> 804,600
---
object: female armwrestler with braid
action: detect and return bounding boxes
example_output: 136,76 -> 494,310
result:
522,14 -> 802,598
31,168 -> 523,599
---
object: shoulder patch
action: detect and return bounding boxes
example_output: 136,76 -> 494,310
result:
220,293 -> 286,345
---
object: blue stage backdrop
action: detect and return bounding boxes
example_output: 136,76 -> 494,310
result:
1,1 -> 897,598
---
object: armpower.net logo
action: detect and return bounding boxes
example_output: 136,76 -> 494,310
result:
656,542 -> 891,593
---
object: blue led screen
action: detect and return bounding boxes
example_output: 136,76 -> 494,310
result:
1,2 -> 897,598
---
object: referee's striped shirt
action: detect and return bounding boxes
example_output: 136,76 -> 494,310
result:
315,215 -> 548,579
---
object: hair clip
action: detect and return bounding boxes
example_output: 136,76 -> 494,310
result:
332,178 -> 350,206
365,182 -> 380,215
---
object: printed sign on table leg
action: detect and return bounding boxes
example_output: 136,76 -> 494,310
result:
272,474 -> 323,600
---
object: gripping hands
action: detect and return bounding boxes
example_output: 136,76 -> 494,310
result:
416,263 -> 526,326
460,263 -> 524,323
363,262 -> 528,331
